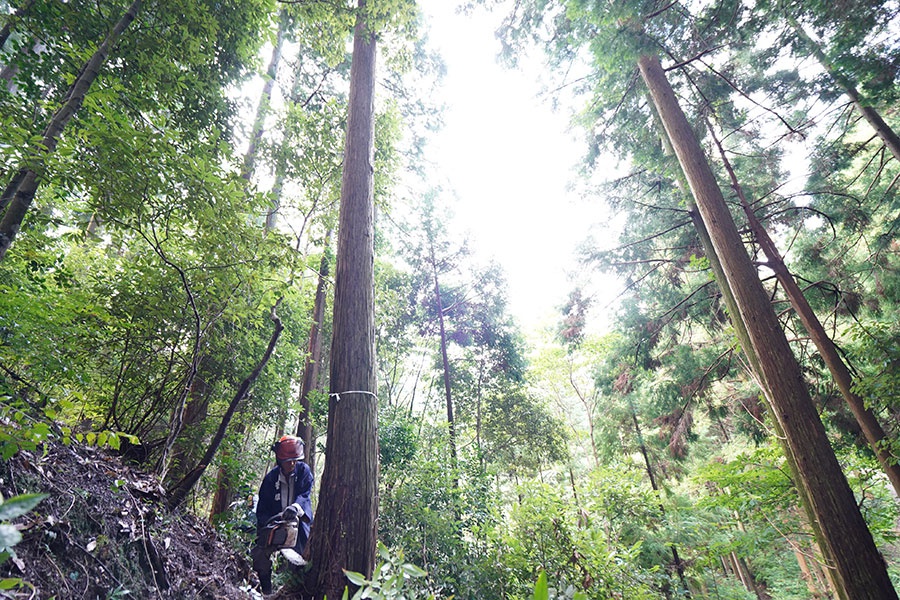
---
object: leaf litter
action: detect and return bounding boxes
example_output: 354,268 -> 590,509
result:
1,441 -> 264,599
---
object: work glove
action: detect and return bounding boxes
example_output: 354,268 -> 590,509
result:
282,504 -> 301,521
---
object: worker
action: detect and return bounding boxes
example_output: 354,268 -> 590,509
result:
250,435 -> 314,594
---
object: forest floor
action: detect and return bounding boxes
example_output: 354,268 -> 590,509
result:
0,440 -> 264,599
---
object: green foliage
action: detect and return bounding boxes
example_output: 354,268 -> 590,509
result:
379,425 -> 467,589
533,571 -> 549,600
488,471 -> 661,599
379,408 -> 418,471
479,386 -> 569,473
694,444 -> 797,517
0,387 -> 139,461
0,492 -> 47,567
0,399 -> 52,460
847,321 -> 900,411
690,439 -> 900,596
342,542 -> 433,600
375,259 -> 420,405
530,570 -> 587,600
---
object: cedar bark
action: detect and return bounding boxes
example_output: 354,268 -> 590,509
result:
0,0 -> 142,259
293,4 -> 378,598
638,53 -> 896,599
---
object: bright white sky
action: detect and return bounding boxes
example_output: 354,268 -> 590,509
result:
240,2 -> 616,333
417,1 -> 612,332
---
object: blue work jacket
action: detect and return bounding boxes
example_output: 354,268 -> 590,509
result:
255,461 -> 314,550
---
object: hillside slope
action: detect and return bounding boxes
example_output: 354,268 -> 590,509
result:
1,441 -> 260,599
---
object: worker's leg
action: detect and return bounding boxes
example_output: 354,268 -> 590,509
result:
251,535 -> 274,594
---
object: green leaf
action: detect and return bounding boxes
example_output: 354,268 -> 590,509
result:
0,578 -> 22,590
533,571 -> 549,600
0,524 -> 22,550
1,443 -> 18,461
401,563 -> 427,578
344,570 -> 369,586
0,493 -> 47,521
105,431 -> 121,450
378,544 -> 391,561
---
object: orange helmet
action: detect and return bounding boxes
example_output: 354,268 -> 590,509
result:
274,435 -> 304,462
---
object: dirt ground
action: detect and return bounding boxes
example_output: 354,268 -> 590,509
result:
0,441 -> 265,599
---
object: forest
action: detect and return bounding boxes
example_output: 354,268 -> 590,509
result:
1,0 -> 899,599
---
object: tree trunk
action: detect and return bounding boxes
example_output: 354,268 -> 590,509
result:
786,15 -> 900,162
709,126 -> 900,497
638,53 -> 896,600
167,304 -> 284,510
244,11 -> 287,185
431,243 -> 458,471
0,0 -> 142,260
208,422 -> 244,521
292,4 -> 378,598
733,514 -> 768,600
155,254 -> 203,481
730,552 -> 747,589
0,0 -> 35,53
567,359 -> 601,468
721,555 -> 732,577
648,93 -> 842,594
794,546 -> 825,599
166,367 -> 211,482
296,231 -> 333,474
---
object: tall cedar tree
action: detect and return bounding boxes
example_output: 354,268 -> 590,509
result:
291,2 -> 378,598
639,53 -> 897,599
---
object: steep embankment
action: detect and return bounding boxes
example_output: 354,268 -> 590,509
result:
1,441 -> 258,599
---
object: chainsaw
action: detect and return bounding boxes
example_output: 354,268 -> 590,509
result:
263,516 -> 306,566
